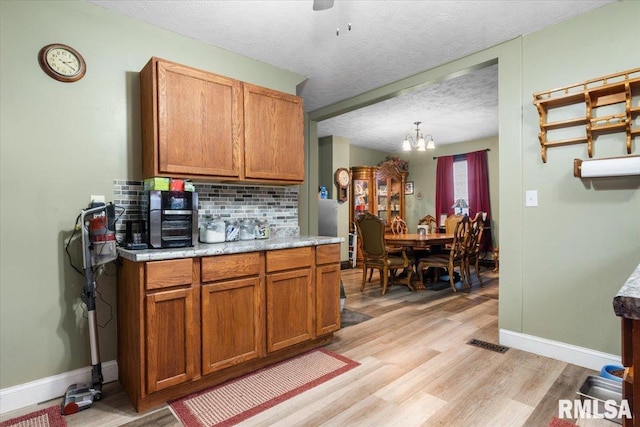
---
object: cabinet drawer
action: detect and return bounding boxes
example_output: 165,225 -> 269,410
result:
201,253 -> 261,282
316,244 -> 340,265
146,258 -> 193,290
266,247 -> 313,273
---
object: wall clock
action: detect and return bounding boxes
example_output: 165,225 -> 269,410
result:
38,44 -> 86,83
334,167 -> 351,202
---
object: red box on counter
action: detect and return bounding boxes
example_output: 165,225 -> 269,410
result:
170,179 -> 185,191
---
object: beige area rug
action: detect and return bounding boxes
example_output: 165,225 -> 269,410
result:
0,406 -> 66,427
169,348 -> 360,427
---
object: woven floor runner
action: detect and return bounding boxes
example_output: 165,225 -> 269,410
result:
0,405 -> 66,427
169,348 -> 359,427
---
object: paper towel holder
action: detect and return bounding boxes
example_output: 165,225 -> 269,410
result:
574,155 -> 640,178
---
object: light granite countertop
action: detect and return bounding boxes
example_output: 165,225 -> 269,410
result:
117,235 -> 344,262
613,263 -> 640,320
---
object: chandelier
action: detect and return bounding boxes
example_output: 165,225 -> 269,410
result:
402,121 -> 435,152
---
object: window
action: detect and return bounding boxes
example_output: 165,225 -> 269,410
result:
453,157 -> 469,215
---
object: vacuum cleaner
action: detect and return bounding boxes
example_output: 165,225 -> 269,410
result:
61,203 -> 117,415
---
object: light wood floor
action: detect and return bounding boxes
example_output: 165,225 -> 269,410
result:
1,267 -> 617,426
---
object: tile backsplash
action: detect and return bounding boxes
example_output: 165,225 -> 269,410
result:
113,179 -> 299,242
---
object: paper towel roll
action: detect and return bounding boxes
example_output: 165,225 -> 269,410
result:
578,156 -> 640,178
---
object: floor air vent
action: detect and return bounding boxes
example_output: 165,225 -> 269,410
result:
467,339 -> 509,353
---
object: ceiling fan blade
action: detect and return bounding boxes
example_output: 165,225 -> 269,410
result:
313,0 -> 334,11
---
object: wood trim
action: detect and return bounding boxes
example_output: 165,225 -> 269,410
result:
140,58 -> 158,179
117,259 -> 146,406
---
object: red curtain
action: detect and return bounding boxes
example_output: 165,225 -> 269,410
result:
434,155 -> 454,227
466,150 -> 493,251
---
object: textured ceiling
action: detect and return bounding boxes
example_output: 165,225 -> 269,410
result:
318,63 -> 499,150
85,0 -> 616,151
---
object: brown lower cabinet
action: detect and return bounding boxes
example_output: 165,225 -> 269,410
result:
146,285 -> 198,393
266,247 -> 314,352
621,317 -> 639,426
117,244 -> 341,412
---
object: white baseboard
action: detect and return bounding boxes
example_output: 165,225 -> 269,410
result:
0,360 -> 118,415
500,329 -> 621,371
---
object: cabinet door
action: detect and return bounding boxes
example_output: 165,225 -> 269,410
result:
201,277 -> 264,374
243,83 -> 304,182
377,177 -> 389,223
146,287 -> 198,393
316,264 -> 341,335
388,176 -> 405,221
266,269 -> 313,352
157,60 -> 242,178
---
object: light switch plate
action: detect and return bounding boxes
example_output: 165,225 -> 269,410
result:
525,190 -> 538,207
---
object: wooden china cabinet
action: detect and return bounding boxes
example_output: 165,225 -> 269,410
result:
349,166 -> 378,225
349,162 -> 407,266
375,161 -> 407,229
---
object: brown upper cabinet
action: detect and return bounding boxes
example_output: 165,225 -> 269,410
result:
140,57 -> 304,184
243,83 -> 305,182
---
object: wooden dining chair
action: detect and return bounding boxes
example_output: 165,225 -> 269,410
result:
363,215 -> 406,282
465,213 -> 485,286
356,212 -> 413,295
416,215 -> 470,292
390,216 -> 408,235
445,214 -> 465,234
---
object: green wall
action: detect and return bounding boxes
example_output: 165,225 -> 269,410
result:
0,0 -> 304,389
348,145 -> 391,168
311,0 -> 640,357
518,1 -> 640,352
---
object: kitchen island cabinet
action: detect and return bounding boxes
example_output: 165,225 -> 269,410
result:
140,57 -> 304,184
116,238 -> 341,412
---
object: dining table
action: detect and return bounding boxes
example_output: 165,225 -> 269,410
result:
384,233 -> 455,290
384,233 -> 454,247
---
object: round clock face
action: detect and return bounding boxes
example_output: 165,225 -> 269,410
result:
39,44 -> 86,82
337,169 -> 350,187
47,48 -> 81,76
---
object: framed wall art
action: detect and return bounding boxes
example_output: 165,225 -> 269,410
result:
404,181 -> 414,195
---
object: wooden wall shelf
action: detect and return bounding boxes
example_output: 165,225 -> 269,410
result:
533,67 -> 640,163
